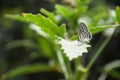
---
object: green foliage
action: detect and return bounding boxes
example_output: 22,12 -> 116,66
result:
3,0 -> 120,80
90,25 -> 117,34
5,14 -> 27,22
5,39 -> 37,50
55,5 -> 72,19
1,63 -> 59,80
40,8 -> 58,24
116,6 -> 120,24
23,13 -> 66,38
75,0 -> 93,6
103,60 -> 120,80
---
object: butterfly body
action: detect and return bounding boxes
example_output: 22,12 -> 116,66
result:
78,22 -> 92,43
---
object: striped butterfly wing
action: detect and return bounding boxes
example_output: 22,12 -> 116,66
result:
78,22 -> 92,43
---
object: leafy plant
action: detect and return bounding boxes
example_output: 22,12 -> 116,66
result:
2,0 -> 120,80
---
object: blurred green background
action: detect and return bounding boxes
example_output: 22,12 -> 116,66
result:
0,0 -> 120,80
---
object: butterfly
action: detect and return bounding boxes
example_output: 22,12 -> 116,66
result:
78,22 -> 92,43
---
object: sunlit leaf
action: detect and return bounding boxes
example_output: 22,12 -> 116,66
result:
5,14 -> 27,22
55,5 -> 72,19
71,6 -> 88,20
40,8 -> 57,24
90,25 -> 117,34
23,13 -> 66,37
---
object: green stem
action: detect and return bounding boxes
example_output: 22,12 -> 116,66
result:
56,49 -> 71,80
86,34 -> 113,71
87,25 -> 118,71
74,57 -> 83,80
80,27 -> 117,80
80,36 -> 111,80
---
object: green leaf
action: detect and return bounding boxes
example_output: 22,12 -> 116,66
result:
36,36 -> 58,59
5,14 -> 27,22
90,25 -> 117,34
1,64 -> 59,80
104,60 -> 120,72
55,5 -> 72,19
71,6 -> 88,20
75,0 -> 93,6
23,13 -> 66,37
5,39 -> 37,50
103,60 -> 120,80
116,6 -> 120,24
40,8 -> 58,24
58,23 -> 67,37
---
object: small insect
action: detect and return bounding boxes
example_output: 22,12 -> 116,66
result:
78,22 -> 92,43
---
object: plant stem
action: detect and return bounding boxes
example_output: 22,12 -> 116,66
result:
80,27 -> 117,80
87,27 -> 117,72
80,36 -> 112,80
74,57 -> 83,80
56,49 -> 71,80
86,34 -> 113,71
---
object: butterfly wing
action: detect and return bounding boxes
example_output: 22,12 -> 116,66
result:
78,22 -> 92,43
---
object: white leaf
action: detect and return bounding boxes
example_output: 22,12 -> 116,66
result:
58,39 -> 91,60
